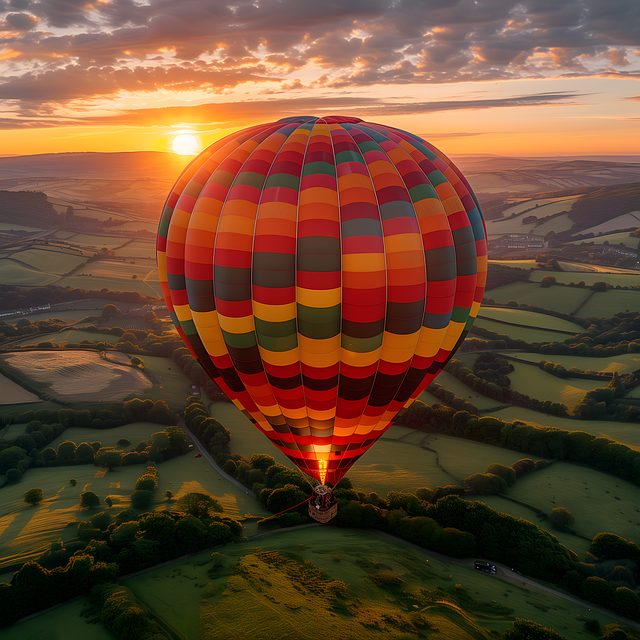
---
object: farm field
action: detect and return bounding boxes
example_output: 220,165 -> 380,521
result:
0,452 -> 264,572
473,317 -> 571,343
507,360 -> 603,410
576,289 -> 640,318
0,598 -> 113,640
48,421 -> 163,449
427,370 -> 505,411
64,233 -> 130,249
484,282 -> 591,315
485,405 -> 640,449
9,247 -> 86,274
123,527 -> 620,640
420,434 -> 542,482
529,268 -> 640,287
56,273 -> 161,296
11,329 -> 118,348
570,231 -> 638,248
139,355 -> 193,407
112,239 -> 155,258
0,260 -> 59,286
478,306 -> 582,333
509,351 -> 640,373
505,462 -> 640,544
1,350 -> 151,403
0,373 -> 40,405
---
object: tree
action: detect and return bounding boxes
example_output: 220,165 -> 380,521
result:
94,448 -> 123,471
56,440 -> 76,464
165,490 -> 173,502
502,618 -> 567,639
177,492 -> 222,518
24,488 -> 43,506
105,496 -> 113,508
130,489 -> 154,510
80,491 -> 100,509
75,442 -> 95,464
0,446 -> 28,473
549,507 -> 574,531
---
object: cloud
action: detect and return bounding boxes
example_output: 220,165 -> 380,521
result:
0,92 -> 584,129
0,0 -> 636,113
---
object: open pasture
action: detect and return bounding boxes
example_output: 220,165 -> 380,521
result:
113,239 -> 155,259
1,350 -> 151,403
508,360 -> 603,410
0,373 -> 41,406
576,289 -> 640,318
48,421 -> 163,450
473,317 -> 572,343
139,355 -> 193,408
0,260 -> 59,286
478,306 -> 582,333
56,273 -> 161,296
570,231 -> 638,248
428,370 -> 505,411
484,281 -> 591,315
530,268 -> 640,287
123,526 -> 620,640
8,247 -> 86,275
509,351 -> 640,374
506,462 -> 640,544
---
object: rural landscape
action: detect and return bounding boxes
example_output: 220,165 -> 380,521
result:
0,149 -> 638,640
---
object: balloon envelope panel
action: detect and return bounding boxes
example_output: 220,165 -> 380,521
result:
157,115 -> 487,485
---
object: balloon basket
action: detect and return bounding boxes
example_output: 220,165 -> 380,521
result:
308,484 -> 338,523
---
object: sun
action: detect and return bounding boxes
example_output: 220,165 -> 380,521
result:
171,132 -> 201,155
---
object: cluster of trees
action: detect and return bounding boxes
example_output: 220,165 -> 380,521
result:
427,382 -> 478,414
0,401 -> 178,486
538,360 -> 608,381
0,317 -> 66,338
0,497 -> 241,627
130,465 -> 159,510
473,353 -> 513,388
395,401 -> 640,486
446,358 -> 569,416
575,373 -> 640,422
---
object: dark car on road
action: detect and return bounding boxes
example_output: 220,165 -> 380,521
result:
474,560 -> 497,574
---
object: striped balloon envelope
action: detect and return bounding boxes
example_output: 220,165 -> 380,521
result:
157,115 -> 487,487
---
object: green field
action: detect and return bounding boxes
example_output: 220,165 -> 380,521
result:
48,421 -> 163,449
570,231 -> 639,249
509,351 -> 640,373
57,273 -> 160,296
0,452 -> 264,572
139,355 -> 194,407
0,260 -> 59,286
530,268 -> 640,287
210,401 -> 290,465
505,462 -> 640,544
0,598 -> 113,640
474,317 -> 572,343
12,329 -> 118,348
121,527 -> 620,640
485,405 -> 640,449
9,247 -> 86,275
478,307 -> 582,333
112,239 -> 155,258
426,370 -> 506,411
576,289 -> 640,318
483,282 -> 591,315
507,360 -> 603,410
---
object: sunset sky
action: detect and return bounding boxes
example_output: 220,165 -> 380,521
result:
0,0 -> 638,157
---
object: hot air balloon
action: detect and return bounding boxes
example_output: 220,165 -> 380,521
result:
157,115 -> 487,523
